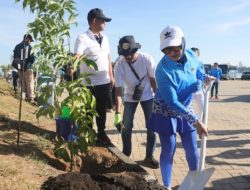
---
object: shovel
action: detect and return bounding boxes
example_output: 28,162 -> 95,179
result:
178,81 -> 215,190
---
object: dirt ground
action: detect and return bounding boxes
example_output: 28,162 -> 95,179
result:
0,79 -> 164,190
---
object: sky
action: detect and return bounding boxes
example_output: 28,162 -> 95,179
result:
1,0 -> 250,67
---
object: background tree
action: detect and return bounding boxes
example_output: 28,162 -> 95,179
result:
0,65 -> 12,76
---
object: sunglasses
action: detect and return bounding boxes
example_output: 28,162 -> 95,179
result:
164,45 -> 182,54
95,17 -> 105,23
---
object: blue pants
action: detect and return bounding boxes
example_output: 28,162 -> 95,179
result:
122,99 -> 156,157
159,129 -> 198,188
211,82 -> 219,97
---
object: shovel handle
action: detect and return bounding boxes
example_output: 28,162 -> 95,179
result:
199,80 -> 214,171
202,79 -> 214,95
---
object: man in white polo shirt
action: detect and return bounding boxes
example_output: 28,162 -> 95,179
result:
114,35 -> 159,168
74,8 -> 114,144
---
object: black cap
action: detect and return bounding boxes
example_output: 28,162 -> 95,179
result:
118,35 -> 141,56
23,34 -> 34,42
87,8 -> 112,22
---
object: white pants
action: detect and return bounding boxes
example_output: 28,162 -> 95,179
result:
192,90 -> 204,121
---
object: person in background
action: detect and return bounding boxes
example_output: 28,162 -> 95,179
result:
114,35 -> 159,168
61,64 -> 78,82
147,26 -> 210,189
191,47 -> 204,120
191,47 -> 200,57
210,62 -> 222,99
13,34 -> 35,103
74,8 -> 114,144
6,70 -> 12,83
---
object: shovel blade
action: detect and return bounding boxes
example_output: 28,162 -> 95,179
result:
177,167 -> 215,190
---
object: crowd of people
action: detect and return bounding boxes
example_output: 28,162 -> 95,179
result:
72,8 -> 217,190
10,8 -> 224,190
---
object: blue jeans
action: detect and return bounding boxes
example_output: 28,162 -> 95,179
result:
211,82 -> 219,97
122,99 -> 156,157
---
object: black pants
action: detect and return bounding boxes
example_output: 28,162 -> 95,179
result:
211,82 -> 219,97
12,71 -> 19,90
106,87 -> 113,109
88,83 -> 110,133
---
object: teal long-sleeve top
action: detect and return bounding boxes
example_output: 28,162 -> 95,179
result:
153,49 -> 206,125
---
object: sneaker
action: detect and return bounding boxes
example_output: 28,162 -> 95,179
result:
143,156 -> 159,169
209,96 -> 213,100
106,109 -> 112,113
215,96 -> 219,99
97,132 -> 111,145
164,188 -> 172,190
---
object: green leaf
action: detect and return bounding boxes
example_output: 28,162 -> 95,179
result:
54,138 -> 66,150
22,0 -> 30,9
77,124 -> 86,134
84,58 -> 98,71
48,2 -> 61,12
68,13 -> 78,23
29,0 -> 36,12
87,128 -> 96,144
78,136 -> 88,153
68,142 -> 78,155
37,0 -> 46,10
62,149 -> 71,162
70,109 -> 78,123
90,95 -> 96,109
54,147 -> 70,162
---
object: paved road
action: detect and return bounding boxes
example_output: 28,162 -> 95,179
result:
105,80 -> 250,190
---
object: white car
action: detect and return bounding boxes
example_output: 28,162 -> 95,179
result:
227,70 -> 237,80
236,72 -> 242,79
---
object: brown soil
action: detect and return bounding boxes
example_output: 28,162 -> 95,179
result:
0,79 -> 164,190
41,172 -> 165,190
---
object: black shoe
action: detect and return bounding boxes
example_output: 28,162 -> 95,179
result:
97,132 -> 111,145
26,98 -> 37,105
143,156 -> 159,169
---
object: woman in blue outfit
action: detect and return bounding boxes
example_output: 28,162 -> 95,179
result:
147,26 -> 209,190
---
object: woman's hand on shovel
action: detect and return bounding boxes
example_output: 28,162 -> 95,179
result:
194,120 -> 208,139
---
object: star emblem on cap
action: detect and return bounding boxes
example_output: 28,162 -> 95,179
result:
164,32 -> 171,39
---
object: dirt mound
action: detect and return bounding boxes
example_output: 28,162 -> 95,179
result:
41,172 -> 166,190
